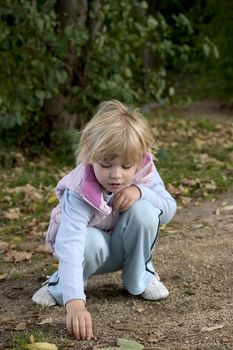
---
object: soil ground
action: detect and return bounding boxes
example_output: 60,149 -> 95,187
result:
0,102 -> 232,350
1,190 -> 232,350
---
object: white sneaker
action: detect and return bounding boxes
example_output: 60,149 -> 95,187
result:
32,284 -> 57,306
141,274 -> 169,301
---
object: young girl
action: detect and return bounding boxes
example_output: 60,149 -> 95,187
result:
32,100 -> 176,341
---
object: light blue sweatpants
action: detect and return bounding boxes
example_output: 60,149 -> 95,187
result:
48,200 -> 162,305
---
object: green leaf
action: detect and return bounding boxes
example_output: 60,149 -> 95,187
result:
140,1 -> 148,10
125,68 -> 132,78
203,43 -> 210,57
213,45 -> 220,59
55,70 -> 68,84
35,18 -> 44,32
147,16 -> 158,30
117,338 -> 144,350
35,91 -> 45,100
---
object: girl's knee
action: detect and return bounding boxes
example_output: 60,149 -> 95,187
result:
84,228 -> 110,266
126,200 -> 161,230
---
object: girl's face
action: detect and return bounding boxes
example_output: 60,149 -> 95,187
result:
92,155 -> 138,193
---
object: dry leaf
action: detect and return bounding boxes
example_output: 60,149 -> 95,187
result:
4,250 -> 32,262
6,184 -> 42,200
167,184 -> 182,196
0,241 -> 10,251
30,335 -> 35,344
3,208 -> 21,220
201,324 -> 224,332
0,273 -> 7,281
204,181 -> 217,191
33,245 -> 49,254
182,178 -> 200,187
111,323 -> 135,332
25,342 -> 58,350
15,321 -> 27,330
222,336 -> 231,343
38,317 -> 53,325
137,307 -> 145,313
221,205 -> 233,212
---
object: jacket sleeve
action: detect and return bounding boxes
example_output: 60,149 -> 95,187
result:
136,170 -> 176,225
54,189 -> 93,305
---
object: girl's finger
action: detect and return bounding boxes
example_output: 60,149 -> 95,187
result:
78,317 -> 86,340
72,318 -> 81,340
85,314 -> 93,340
66,316 -> 74,338
119,199 -> 132,211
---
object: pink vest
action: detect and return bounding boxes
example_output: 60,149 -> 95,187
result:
46,153 -> 155,252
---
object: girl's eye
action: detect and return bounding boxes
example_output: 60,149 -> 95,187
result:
100,162 -> 111,168
122,164 -> 133,169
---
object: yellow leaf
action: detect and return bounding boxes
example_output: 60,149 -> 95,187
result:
29,335 -> 35,344
182,187 -> 189,195
25,342 -> 58,350
221,205 -> 233,212
47,195 -> 58,205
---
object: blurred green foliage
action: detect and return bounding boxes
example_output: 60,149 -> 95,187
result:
161,0 -> 233,102
0,0 -> 228,153
0,0 -> 87,129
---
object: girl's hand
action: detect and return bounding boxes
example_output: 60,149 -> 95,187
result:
66,299 -> 93,340
112,185 -> 141,212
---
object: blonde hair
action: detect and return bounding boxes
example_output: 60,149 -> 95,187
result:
76,100 -> 154,165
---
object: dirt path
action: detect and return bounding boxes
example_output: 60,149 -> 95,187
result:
1,190 -> 232,350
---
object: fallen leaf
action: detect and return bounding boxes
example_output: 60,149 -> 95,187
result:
47,195 -> 58,205
25,342 -> 58,350
33,245 -> 49,254
15,321 -> 27,330
29,335 -> 35,344
201,324 -> 224,332
0,273 -> 7,281
167,184 -> 182,196
191,223 -> 204,229
0,241 -> 10,251
111,324 -> 135,332
204,180 -> 217,191
222,336 -> 231,343
38,317 -> 53,325
3,208 -> 21,220
0,315 -> 14,324
221,205 -> 233,212
6,184 -> 42,200
137,307 -> 145,313
4,250 -> 32,262
181,178 -> 200,187
117,338 -> 144,349
93,346 -> 118,350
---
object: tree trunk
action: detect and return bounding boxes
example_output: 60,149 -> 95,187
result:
42,0 -> 88,146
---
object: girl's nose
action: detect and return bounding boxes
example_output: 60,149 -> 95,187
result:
110,168 -> 121,179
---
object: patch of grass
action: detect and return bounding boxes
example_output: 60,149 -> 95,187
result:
195,117 -> 219,131
11,329 -> 55,350
152,113 -> 233,199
